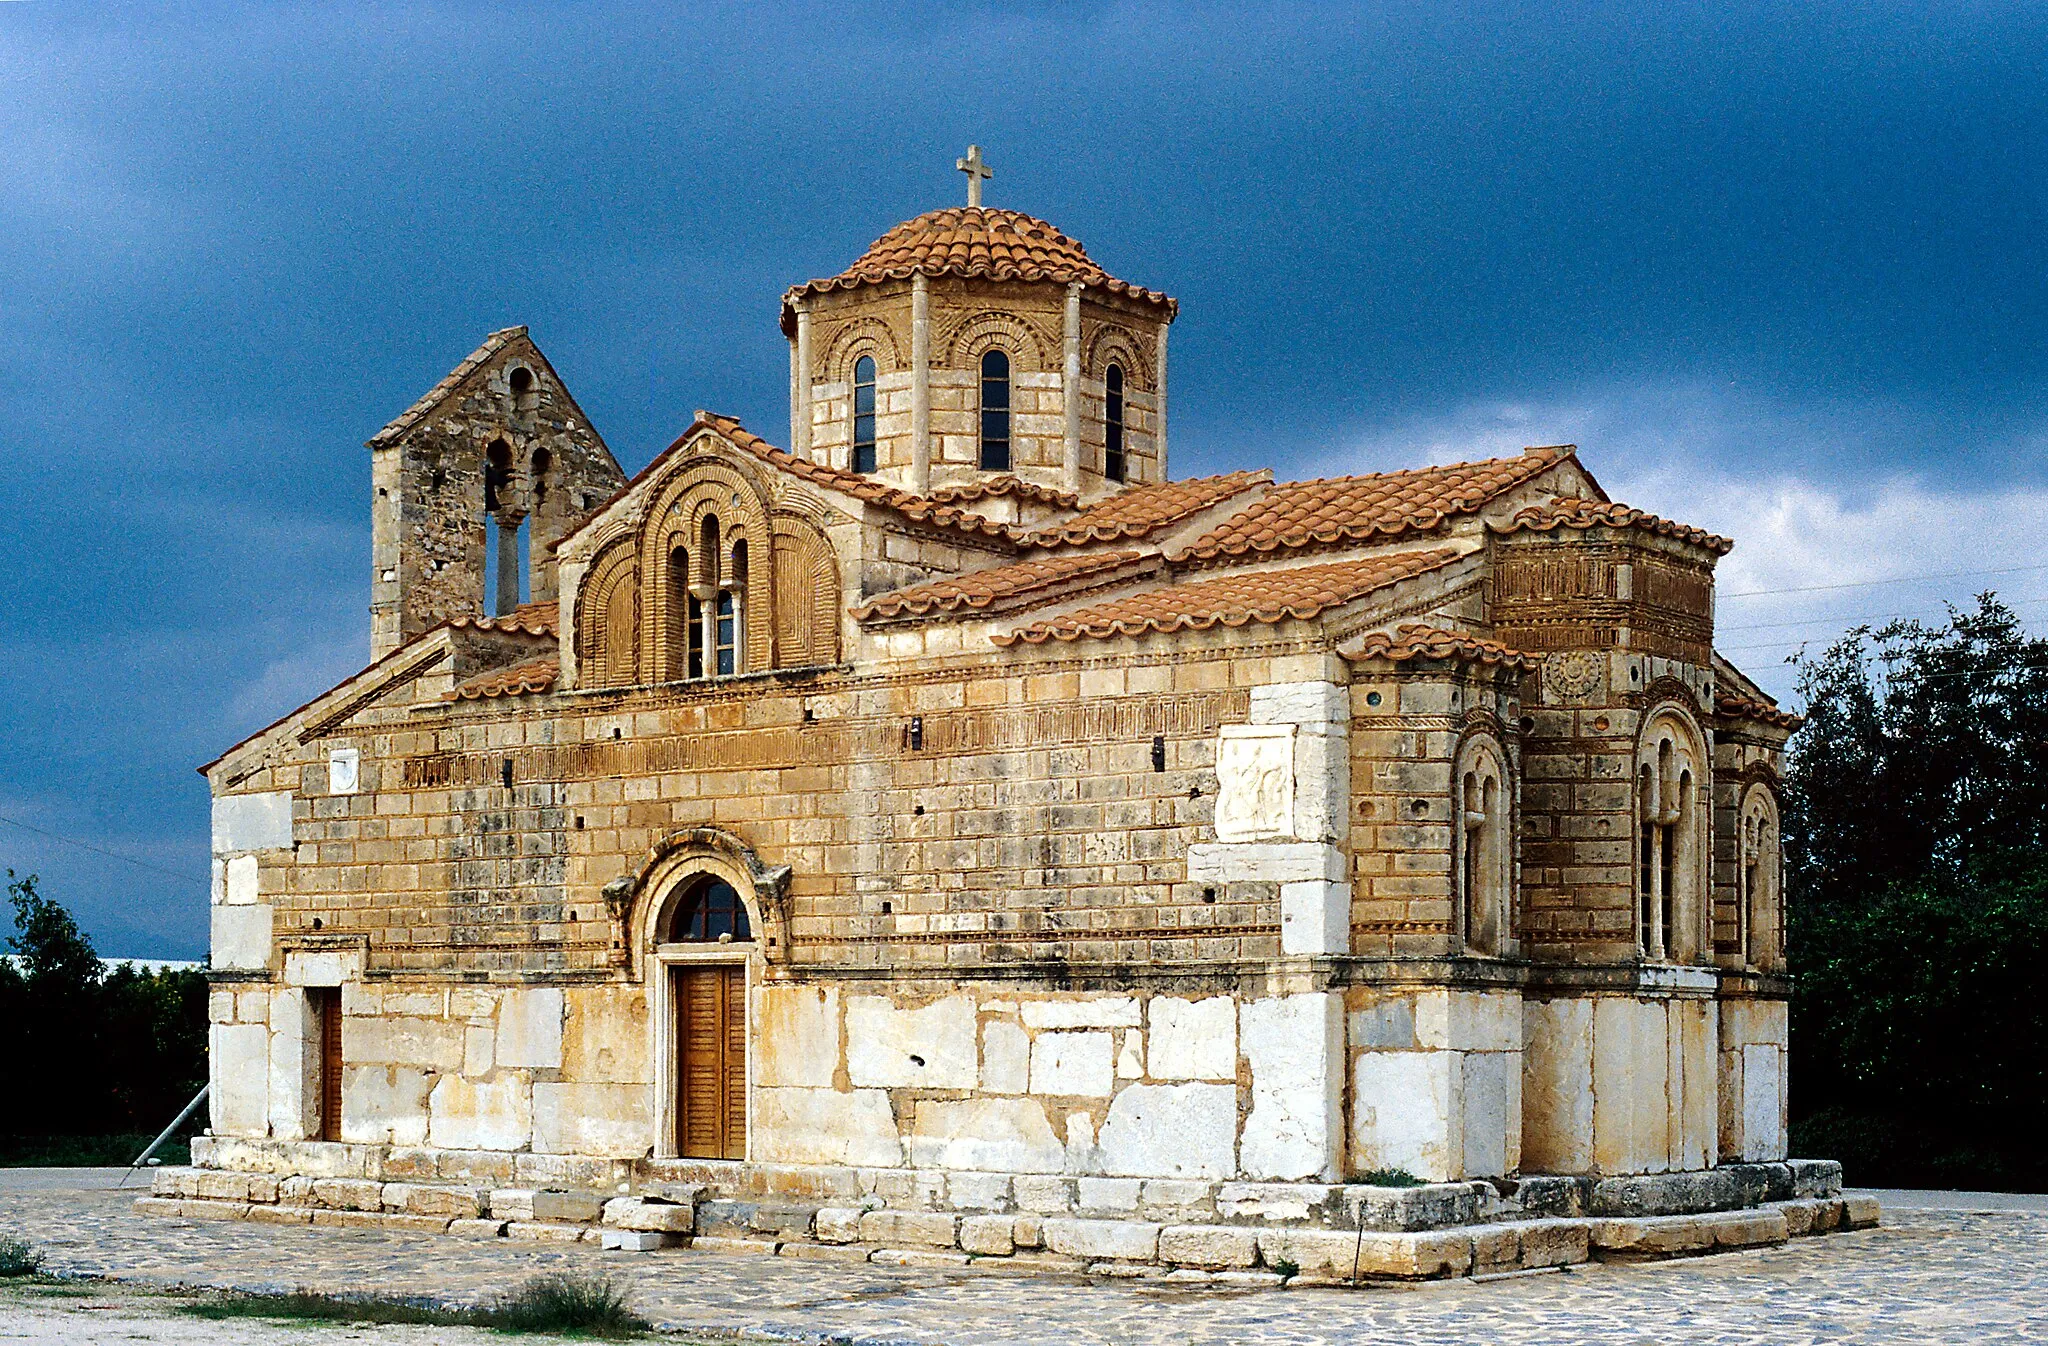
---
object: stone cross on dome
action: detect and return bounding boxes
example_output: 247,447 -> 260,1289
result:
956,144 -> 993,207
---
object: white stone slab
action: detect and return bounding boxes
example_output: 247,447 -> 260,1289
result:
1030,1031 -> 1115,1097
211,903 -> 273,971
429,1074 -> 534,1151
1148,997 -> 1236,1081
981,1020 -> 1030,1093
284,949 -> 356,987
341,1065 -> 434,1146
1459,1051 -> 1512,1178
1280,880 -> 1349,955
1240,994 -> 1342,1181
1214,724 -> 1295,841
846,995 -> 977,1089
224,855 -> 260,906
496,988 -> 565,1070
1743,1044 -> 1785,1162
1186,841 -> 1344,885
1019,997 -> 1142,1029
908,1097 -> 1064,1172
211,791 -> 294,854
751,1086 -> 903,1167
756,985 -> 840,1088
1096,1083 -> 1237,1180
211,1022 -> 269,1137
530,1082 -> 650,1157
1249,680 -> 1348,728
1352,1050 -> 1457,1182
265,989 -> 316,1141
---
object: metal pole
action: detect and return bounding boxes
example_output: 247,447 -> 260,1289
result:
118,1083 -> 209,1189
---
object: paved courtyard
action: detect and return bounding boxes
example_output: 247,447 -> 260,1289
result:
0,1170 -> 2042,1344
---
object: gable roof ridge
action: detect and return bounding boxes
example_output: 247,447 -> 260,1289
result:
366,326 -> 529,449
1494,495 -> 1733,554
1019,470 -> 1272,547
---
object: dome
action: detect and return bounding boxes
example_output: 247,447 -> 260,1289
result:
784,207 -> 1175,315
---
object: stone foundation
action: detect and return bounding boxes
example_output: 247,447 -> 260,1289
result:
140,1138 -> 1872,1285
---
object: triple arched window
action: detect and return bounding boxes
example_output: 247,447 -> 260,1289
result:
979,350 -> 1011,471
670,514 -> 745,680
851,355 -> 877,474
1739,786 -> 1783,970
1637,711 -> 1707,963
1104,364 -> 1127,483
1454,736 -> 1511,955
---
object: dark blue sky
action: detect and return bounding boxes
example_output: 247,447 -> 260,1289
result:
6,1 -> 2048,956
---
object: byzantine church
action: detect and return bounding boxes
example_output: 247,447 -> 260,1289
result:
175,151 -> 1830,1271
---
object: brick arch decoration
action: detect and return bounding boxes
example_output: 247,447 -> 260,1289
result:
770,512 -> 841,667
603,826 -> 795,971
1083,323 -> 1153,388
638,446 -> 776,680
1636,697 -> 1713,963
1451,724 -> 1516,955
574,536 -> 640,689
817,316 -> 903,382
945,310 -> 1049,373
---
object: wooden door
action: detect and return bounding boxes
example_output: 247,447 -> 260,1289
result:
313,988 -> 343,1142
675,965 -> 746,1159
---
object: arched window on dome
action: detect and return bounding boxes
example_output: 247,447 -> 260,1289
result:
979,349 -> 1010,471
851,355 -> 877,474
1104,364 -> 1127,483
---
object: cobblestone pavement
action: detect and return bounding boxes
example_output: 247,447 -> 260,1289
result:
0,1171 -> 2041,1344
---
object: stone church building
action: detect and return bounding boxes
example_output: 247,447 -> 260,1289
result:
169,165 -> 1860,1276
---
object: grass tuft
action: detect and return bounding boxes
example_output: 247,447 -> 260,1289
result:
1354,1167 -> 1427,1188
179,1271 -> 651,1338
0,1238 -> 44,1278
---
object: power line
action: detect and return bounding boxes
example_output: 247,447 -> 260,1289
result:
0,814 -> 210,889
1720,596 -> 2048,634
1721,561 -> 2048,600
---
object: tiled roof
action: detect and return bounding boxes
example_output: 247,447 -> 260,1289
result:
699,414 -> 1017,544
787,208 -> 1174,314
1022,472 -> 1268,547
1716,692 -> 1803,729
366,326 -> 526,449
927,475 -> 1079,510
1345,624 -> 1538,671
994,550 -> 1463,646
1171,448 -> 1574,564
449,655 -> 559,701
447,602 -> 559,638
853,549 -> 1150,622
1495,498 -> 1733,554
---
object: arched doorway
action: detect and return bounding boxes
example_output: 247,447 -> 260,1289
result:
661,873 -> 752,1159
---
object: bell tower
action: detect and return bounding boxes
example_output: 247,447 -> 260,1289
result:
781,149 -> 1177,502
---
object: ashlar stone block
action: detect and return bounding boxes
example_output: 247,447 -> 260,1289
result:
1097,1082 -> 1237,1180
846,995 -> 977,1089
1148,997 -> 1236,1081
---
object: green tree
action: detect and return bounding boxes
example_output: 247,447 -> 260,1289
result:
1784,596 -> 2048,1190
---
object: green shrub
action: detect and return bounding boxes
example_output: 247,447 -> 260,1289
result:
491,1273 -> 650,1336
0,1237 -> 44,1277
181,1272 -> 651,1338
1354,1167 -> 1426,1187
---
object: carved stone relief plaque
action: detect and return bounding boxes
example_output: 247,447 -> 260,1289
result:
1545,649 -> 1604,704
1214,724 -> 1296,842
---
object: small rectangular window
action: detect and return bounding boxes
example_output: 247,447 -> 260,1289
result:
979,350 -> 1011,471
852,355 -> 878,474
716,591 -> 737,676
1104,364 -> 1126,482
687,596 -> 704,679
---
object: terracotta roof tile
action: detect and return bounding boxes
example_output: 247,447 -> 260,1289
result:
1172,448 -> 1573,564
994,550 -> 1463,646
1345,624 -> 1538,670
853,549 -> 1150,622
449,655 -> 559,702
447,601 -> 559,638
698,414 -> 1018,544
1495,497 -> 1733,554
366,327 -> 526,449
787,208 -> 1174,314
1716,692 -> 1803,729
1023,472 -> 1268,547
926,475 -> 1079,510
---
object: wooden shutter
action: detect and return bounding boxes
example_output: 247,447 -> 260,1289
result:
315,989 -> 343,1143
676,966 -> 746,1160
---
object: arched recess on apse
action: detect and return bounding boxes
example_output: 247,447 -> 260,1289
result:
947,311 -> 1048,373
574,537 -> 640,689
1452,728 -> 1514,956
1083,324 -> 1152,388
770,512 -> 842,667
1738,781 -> 1784,972
635,446 -> 775,680
1637,700 -> 1712,965
601,826 -> 795,973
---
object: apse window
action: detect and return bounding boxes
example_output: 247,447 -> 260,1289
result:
852,355 -> 877,474
1104,363 -> 1126,482
979,349 -> 1011,471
